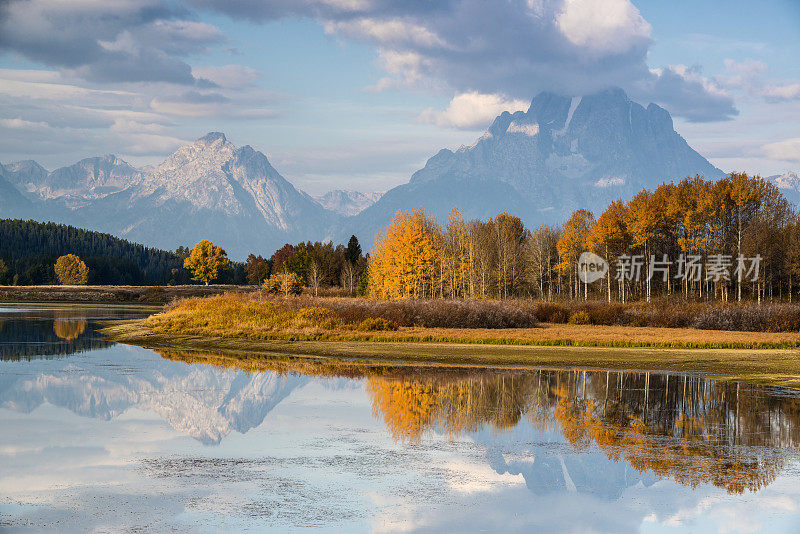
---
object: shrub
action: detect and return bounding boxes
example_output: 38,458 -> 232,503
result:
293,306 -> 338,329
568,310 -> 591,325
263,272 -> 303,296
573,302 -> 626,325
534,302 -> 569,323
358,317 -> 399,331
325,298 -> 538,329
766,307 -> 800,332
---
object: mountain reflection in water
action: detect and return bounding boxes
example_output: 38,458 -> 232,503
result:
161,350 -> 800,496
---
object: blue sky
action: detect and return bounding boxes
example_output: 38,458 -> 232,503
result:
0,0 -> 799,194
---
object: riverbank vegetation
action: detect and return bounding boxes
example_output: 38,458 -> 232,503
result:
113,292 -> 800,349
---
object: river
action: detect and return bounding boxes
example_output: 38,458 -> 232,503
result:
1,306 -> 800,532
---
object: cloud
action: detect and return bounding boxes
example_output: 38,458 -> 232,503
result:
192,65 -> 260,89
635,65 -> 738,122
150,90 -> 279,119
718,59 -> 800,103
763,138 -> 800,163
419,92 -> 528,129
763,84 -> 800,102
555,0 -> 652,56
0,0 -> 222,85
186,0 -> 735,122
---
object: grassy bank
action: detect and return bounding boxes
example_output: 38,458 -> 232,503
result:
100,293 -> 800,389
0,284 -> 257,305
102,320 -> 800,388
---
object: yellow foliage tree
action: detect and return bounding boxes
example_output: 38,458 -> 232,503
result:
183,239 -> 230,285
588,200 -> 630,301
54,254 -> 89,285
557,209 -> 595,299
369,208 -> 442,299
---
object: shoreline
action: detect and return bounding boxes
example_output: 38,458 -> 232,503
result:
102,319 -> 800,389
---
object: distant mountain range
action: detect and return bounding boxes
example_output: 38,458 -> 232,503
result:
341,87 -> 728,245
2,87 -> 788,258
314,189 -> 383,217
770,171 -> 800,205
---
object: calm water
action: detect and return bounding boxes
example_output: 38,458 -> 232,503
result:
2,308 -> 800,532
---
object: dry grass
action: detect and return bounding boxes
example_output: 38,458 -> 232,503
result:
102,320 -> 800,389
138,293 -> 800,350
0,284 -> 257,304
149,292 -> 538,339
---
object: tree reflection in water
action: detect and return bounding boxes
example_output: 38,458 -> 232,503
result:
53,316 -> 88,341
159,350 -> 800,495
0,309 -> 120,360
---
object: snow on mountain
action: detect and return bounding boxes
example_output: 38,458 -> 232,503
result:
1,89 -> 733,256
314,189 -> 384,216
0,350 -> 308,445
770,171 -> 800,206
1,133 -> 339,259
342,87 -> 726,249
7,155 -> 141,208
0,162 -> 37,217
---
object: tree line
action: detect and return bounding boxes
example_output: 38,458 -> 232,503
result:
0,219 -> 192,285
244,235 -> 368,295
367,173 -> 799,302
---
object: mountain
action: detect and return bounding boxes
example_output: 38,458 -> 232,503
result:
2,133 -> 338,259
0,163 -> 36,218
770,171 -> 800,205
1,88 -> 729,257
314,189 -> 383,216
0,347 -> 308,444
342,87 -> 725,248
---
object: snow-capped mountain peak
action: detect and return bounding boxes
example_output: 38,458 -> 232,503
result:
314,189 -> 384,216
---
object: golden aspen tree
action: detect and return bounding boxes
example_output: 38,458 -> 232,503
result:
183,239 -> 230,285
368,208 -> 442,299
54,254 -> 89,285
557,209 -> 595,300
589,200 -> 630,301
626,190 -> 660,301
726,172 -> 769,301
494,212 -> 527,299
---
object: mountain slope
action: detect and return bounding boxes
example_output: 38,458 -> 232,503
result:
344,87 -> 725,248
770,171 -> 800,206
314,189 -> 383,216
1,133 -> 339,259
0,163 -> 36,218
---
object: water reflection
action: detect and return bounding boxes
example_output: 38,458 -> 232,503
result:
3,326 -> 800,532
0,307 -> 144,360
161,351 -> 800,495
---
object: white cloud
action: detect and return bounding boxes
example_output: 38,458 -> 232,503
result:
718,59 -> 800,103
419,92 -> 528,129
595,177 -> 625,187
556,0 -> 651,55
192,65 -> 260,89
763,84 -> 800,102
763,138 -> 800,162
325,18 -> 449,48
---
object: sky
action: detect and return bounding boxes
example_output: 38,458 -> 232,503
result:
0,0 -> 799,195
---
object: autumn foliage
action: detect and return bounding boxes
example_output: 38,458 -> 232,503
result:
365,173 -> 797,303
183,239 -> 230,285
54,254 -> 89,285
